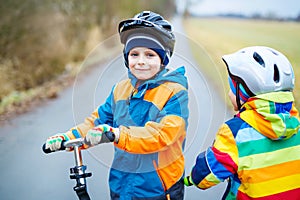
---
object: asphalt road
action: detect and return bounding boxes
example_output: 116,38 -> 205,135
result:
0,16 -> 231,199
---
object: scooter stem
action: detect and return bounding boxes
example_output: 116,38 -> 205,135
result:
74,146 -> 83,167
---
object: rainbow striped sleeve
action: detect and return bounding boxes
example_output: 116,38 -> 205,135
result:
191,124 -> 238,189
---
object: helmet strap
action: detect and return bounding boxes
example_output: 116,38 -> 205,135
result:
235,82 -> 242,110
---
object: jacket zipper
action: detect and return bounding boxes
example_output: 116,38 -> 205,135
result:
152,160 -> 171,200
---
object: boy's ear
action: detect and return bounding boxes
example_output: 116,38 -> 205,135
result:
123,48 -> 129,68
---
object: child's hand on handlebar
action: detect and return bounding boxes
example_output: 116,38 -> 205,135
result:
85,124 -> 119,146
45,133 -> 70,151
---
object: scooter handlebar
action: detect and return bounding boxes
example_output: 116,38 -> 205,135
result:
42,141 -> 66,154
42,138 -> 86,154
42,131 -> 115,154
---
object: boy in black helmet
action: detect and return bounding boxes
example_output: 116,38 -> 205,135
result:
45,11 -> 188,200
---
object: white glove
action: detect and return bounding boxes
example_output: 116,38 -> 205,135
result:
85,124 -> 119,146
45,133 -> 70,151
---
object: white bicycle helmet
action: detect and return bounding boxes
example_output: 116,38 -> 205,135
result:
223,46 -> 295,108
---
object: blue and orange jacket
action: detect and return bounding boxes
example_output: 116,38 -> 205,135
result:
188,92 -> 300,199
66,66 -> 189,199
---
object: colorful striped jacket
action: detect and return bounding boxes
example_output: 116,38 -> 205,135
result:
189,92 -> 300,199
66,66 -> 189,199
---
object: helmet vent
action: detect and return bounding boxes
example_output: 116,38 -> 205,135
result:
253,52 -> 265,67
268,49 -> 279,56
273,64 -> 280,83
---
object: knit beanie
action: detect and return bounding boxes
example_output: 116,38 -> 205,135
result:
124,33 -> 169,67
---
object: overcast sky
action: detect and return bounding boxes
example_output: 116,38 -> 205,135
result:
177,0 -> 300,18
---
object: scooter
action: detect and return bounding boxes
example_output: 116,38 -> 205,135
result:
42,138 -> 92,200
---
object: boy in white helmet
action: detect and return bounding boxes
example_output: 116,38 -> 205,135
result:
184,46 -> 300,199
45,11 -> 188,200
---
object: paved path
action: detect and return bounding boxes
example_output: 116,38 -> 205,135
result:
0,16 -> 231,199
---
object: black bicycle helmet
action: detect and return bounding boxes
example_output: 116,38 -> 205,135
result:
118,11 -> 175,67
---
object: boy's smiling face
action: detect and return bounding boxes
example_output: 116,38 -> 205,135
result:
128,47 -> 162,80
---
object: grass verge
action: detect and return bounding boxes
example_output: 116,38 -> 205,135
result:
0,44 -> 121,123
183,17 -> 300,110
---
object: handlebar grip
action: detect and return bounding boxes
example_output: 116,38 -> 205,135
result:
184,176 -> 193,187
104,131 -> 115,142
42,141 -> 66,154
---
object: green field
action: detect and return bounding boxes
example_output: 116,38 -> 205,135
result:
183,17 -> 300,110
